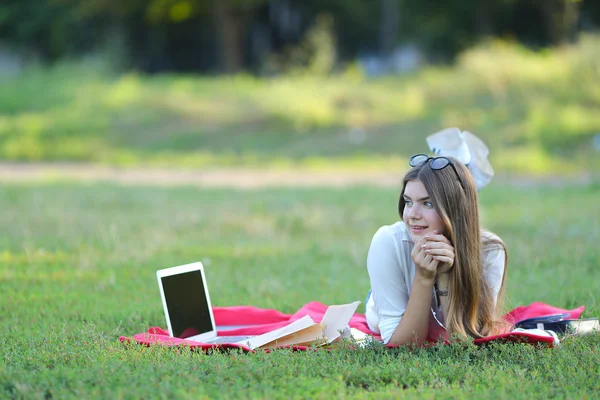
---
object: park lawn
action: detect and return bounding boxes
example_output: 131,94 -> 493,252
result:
1,181 -> 599,398
1,36 -> 600,176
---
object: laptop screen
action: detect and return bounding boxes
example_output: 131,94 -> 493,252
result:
161,270 -> 213,338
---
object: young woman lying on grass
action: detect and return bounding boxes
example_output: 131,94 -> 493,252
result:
365,154 -> 508,346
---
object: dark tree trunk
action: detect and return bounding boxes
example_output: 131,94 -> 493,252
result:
214,0 -> 253,73
379,0 -> 399,57
475,1 -> 494,37
541,0 -> 580,45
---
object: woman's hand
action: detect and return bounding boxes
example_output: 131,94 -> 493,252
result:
422,231 -> 455,275
411,235 -> 439,283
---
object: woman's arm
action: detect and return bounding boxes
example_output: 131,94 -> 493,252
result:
387,234 -> 439,346
422,232 -> 455,334
366,226 -> 410,344
387,275 -> 435,346
435,272 -> 450,330
367,227 -> 441,346
483,245 -> 506,306
481,231 -> 508,307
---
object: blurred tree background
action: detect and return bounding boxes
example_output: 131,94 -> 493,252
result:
0,0 -> 599,175
1,0 -> 598,74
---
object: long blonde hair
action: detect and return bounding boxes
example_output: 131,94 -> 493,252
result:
398,156 -> 508,338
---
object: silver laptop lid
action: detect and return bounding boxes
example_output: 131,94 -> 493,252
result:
156,262 -> 219,342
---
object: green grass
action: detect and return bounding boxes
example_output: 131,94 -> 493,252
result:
1,181 -> 599,398
1,36 -> 600,175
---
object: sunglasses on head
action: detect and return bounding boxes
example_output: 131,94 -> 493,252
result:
409,153 -> 465,189
409,154 -> 456,169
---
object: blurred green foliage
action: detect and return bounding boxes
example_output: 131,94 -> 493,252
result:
1,36 -> 599,175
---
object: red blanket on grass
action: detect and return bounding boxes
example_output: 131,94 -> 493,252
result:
119,302 -> 584,352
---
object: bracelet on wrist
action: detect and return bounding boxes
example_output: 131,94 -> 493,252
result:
436,288 -> 449,296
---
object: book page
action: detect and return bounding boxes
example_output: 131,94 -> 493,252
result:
259,323 -> 325,349
320,301 -> 361,343
348,328 -> 373,347
236,315 -> 316,350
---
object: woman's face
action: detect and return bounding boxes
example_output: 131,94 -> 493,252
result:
402,179 -> 445,241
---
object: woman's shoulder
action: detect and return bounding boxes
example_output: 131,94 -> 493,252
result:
369,221 -> 411,252
372,221 -> 411,243
481,229 -> 506,270
367,221 -> 413,271
481,229 -> 505,250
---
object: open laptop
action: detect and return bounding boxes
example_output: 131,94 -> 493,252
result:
156,262 -> 252,344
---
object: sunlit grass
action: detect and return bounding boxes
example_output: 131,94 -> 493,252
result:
1,181 -> 599,397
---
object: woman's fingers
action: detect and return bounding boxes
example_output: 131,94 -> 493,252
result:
426,247 -> 454,267
421,241 -> 453,251
412,234 -> 444,280
421,250 -> 440,270
425,248 -> 454,258
432,255 -> 453,264
421,232 -> 455,269
412,246 -> 439,277
424,232 -> 452,244
412,247 -> 427,265
411,236 -> 430,259
423,252 -> 434,265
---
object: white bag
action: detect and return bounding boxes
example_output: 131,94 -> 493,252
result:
426,127 -> 495,190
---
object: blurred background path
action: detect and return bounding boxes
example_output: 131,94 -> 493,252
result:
0,162 -> 400,188
0,162 -> 592,188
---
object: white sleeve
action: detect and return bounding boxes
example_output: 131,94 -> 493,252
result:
367,226 -> 410,344
483,245 -> 506,306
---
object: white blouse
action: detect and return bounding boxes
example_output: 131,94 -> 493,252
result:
365,221 -> 506,344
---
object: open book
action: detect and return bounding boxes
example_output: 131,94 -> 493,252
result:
235,301 -> 362,350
